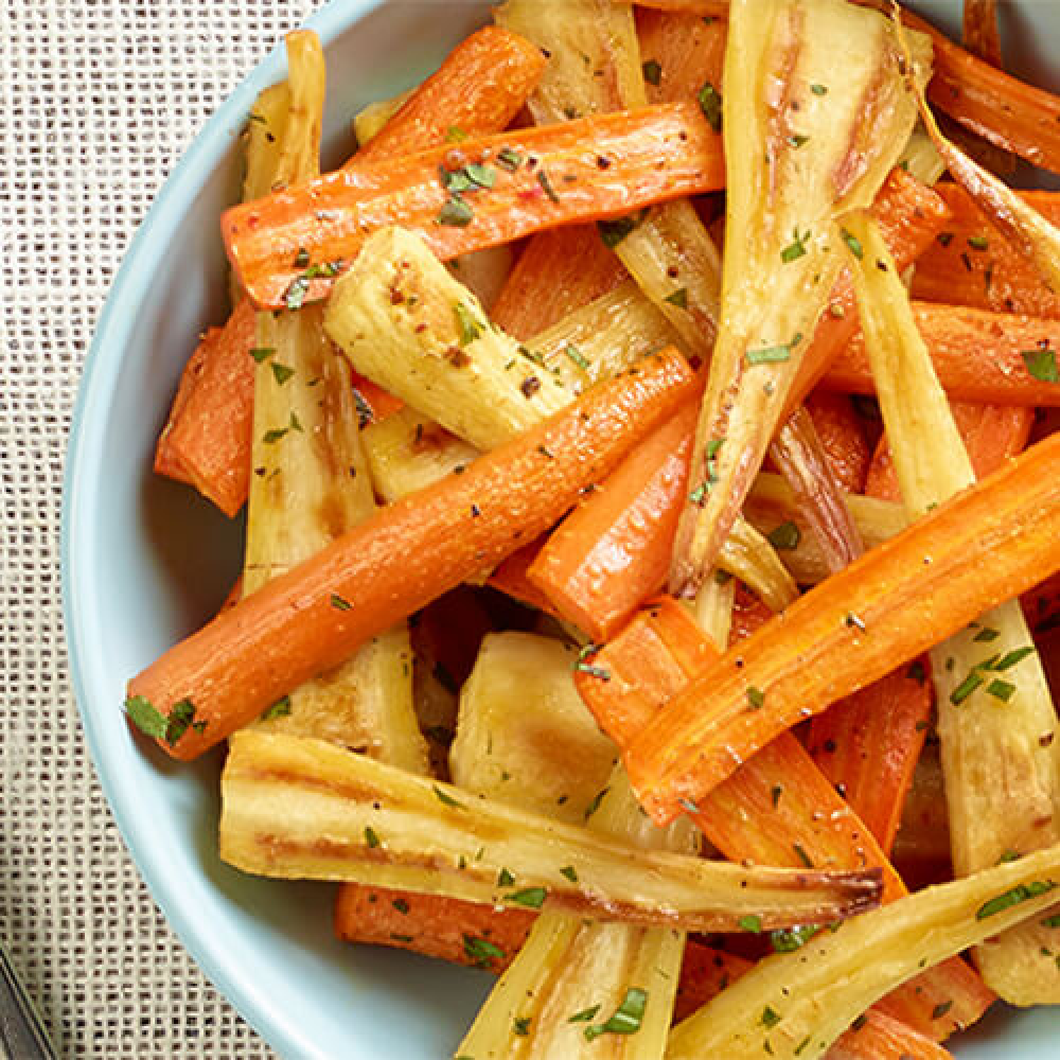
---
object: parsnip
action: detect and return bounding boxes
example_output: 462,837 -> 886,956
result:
221,731 -> 882,932
668,841 -> 1060,1059
353,90 -> 413,147
846,211 -> 1060,1004
450,633 -> 617,823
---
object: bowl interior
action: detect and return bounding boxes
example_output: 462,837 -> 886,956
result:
64,1 -> 1060,1057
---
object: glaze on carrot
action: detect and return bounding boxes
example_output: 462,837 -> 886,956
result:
126,349 -> 696,759
223,103 -> 725,310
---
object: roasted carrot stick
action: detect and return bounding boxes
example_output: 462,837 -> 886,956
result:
637,4 -> 727,107
153,327 -> 216,484
223,103 -> 725,310
489,226 -> 629,339
157,29 -> 543,512
803,391 -> 871,494
911,187 -> 1060,316
334,885 -> 535,971
125,349 -> 695,760
575,597 -> 993,1041
824,302 -> 1060,406
626,429 -> 1060,825
525,399 -> 698,643
349,370 -> 404,425
154,299 -> 258,518
485,541 -> 564,620
962,0 -> 1003,70
349,27 -> 547,167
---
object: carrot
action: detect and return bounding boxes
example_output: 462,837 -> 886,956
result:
1024,570 -> 1060,633
153,327 -> 215,484
223,103 -> 725,310
962,0 -> 1003,70
673,943 -> 751,1023
485,541 -> 565,620
911,187 -> 1060,316
636,4 -> 727,107
575,597 -> 993,1041
489,227 -> 629,339
333,885 -> 534,971
525,399 -> 698,642
349,370 -> 404,425
125,349 -> 696,760
156,28 -> 549,513
805,668 -> 933,858
824,301 -> 1060,406
626,429 -> 1060,825
803,391 -> 871,494
154,299 -> 258,518
349,27 -> 547,167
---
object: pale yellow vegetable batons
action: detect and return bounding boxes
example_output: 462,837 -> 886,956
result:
845,211 -> 1060,1004
670,0 -> 932,597
450,633 -> 617,822
239,34 -> 426,772
352,90 -> 413,148
220,731 -> 882,931
453,633 -> 691,1060
325,227 -> 570,452
668,841 -> 1060,1060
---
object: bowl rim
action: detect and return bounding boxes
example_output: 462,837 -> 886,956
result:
61,1 -> 382,1055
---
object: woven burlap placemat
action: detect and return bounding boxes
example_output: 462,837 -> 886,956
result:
0,2 -> 332,1054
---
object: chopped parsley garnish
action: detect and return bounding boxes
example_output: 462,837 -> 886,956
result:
261,695 -> 291,721
563,344 -> 590,370
330,594 -> 353,611
746,339 -> 797,365
284,275 -> 310,310
433,784 -> 464,809
598,214 -> 641,248
513,1016 -> 531,1036
973,627 -> 1000,642
446,126 -> 468,142
584,987 -> 648,1042
463,935 -> 505,965
762,1006 -> 782,1029
576,661 -> 611,681
698,81 -> 722,133
1042,914 -> 1060,928
294,247 -> 310,268
678,797 -> 701,815
584,787 -> 610,820
788,134 -> 810,149
162,698 -> 199,746
438,195 -> 474,227
392,898 -> 410,914
986,678 -> 1017,702
967,235 -> 990,250
993,646 -> 1036,670
271,363 -> 294,386
537,170 -> 561,203
506,886 -> 548,909
781,229 -> 810,262
664,287 -> 689,309
250,346 -> 277,363
841,228 -> 864,260
364,826 -> 380,849
767,521 -> 801,550
932,1000 -> 954,1021
496,147 -> 524,172
560,865 -> 579,883
497,867 -> 515,887
124,695 -> 169,740
977,881 -> 1057,919
950,672 -> 983,705
569,1005 -> 601,1024
746,686 -> 766,710
739,914 -> 763,933
1022,348 -> 1059,383
643,59 -> 663,86
810,83 -> 829,96
454,303 -> 483,345
770,924 -> 819,952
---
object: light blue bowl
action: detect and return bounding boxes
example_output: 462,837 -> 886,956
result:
62,1 -> 1060,1056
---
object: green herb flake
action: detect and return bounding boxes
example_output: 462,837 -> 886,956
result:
454,302 -> 483,346
739,915 -> 763,934
781,229 -> 810,262
770,924 -> 819,953
261,695 -> 291,721
643,59 -> 663,86
513,1016 -> 531,1037
810,83 -> 829,96
584,787 -> 610,820
497,867 -> 515,887
463,935 -> 505,965
446,126 -> 468,143
788,134 -> 810,149
968,235 -> 990,251
664,287 -> 689,309
598,215 -> 639,248
1022,348 -> 1059,383
392,898 -> 410,914
330,594 -> 352,611
762,1006 -> 782,1029
977,881 -> 1057,920
250,346 -> 277,363
284,275 -> 311,311
678,797 -> 701,815
563,344 -> 590,370
569,1005 -> 601,1024
560,865 -> 579,883
537,170 -> 560,204
124,695 -> 170,740
767,521 -> 801,550
433,784 -> 464,809
746,686 -> 766,709
364,826 -> 380,849
986,678 -> 1017,702
950,671 -> 984,706
746,344 -> 792,365
497,147 -> 524,172
841,229 -> 864,260
506,887 -> 548,909
438,195 -> 474,227
163,699 -> 197,747
294,247 -> 310,268
576,661 -> 611,681
698,81 -> 722,133
465,162 -> 496,189
973,627 -> 1000,642
993,646 -> 1036,671
584,987 -> 648,1042
1042,914 -> 1060,928
270,362 -> 295,386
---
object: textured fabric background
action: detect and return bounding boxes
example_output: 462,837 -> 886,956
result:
0,2 -> 329,1055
